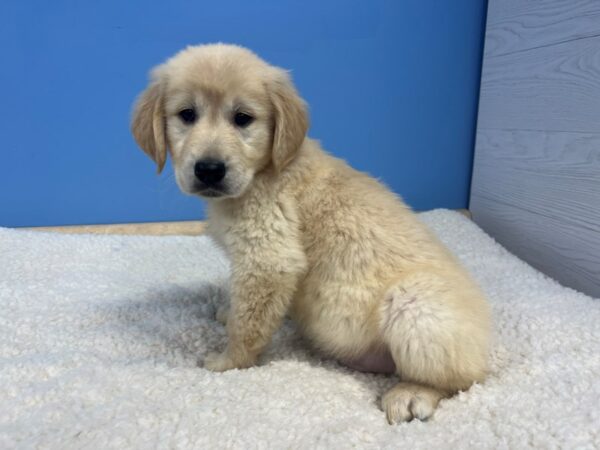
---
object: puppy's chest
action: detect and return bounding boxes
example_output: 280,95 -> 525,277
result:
206,198 -> 291,257
205,206 -> 236,254
206,212 -> 241,258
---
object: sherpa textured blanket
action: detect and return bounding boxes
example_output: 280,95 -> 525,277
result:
1,210 -> 599,449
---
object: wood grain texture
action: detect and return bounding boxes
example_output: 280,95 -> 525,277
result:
478,35 -> 600,132
471,0 -> 600,297
471,197 -> 600,295
485,0 -> 600,57
471,130 -> 600,295
22,221 -> 206,236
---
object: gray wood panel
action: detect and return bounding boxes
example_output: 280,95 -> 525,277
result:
478,35 -> 600,132
485,0 -> 600,57
471,198 -> 600,294
471,0 -> 600,297
471,129 -> 600,295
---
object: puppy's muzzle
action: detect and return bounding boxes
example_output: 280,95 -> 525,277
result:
194,159 -> 227,187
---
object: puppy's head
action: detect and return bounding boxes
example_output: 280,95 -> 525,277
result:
131,44 -> 309,199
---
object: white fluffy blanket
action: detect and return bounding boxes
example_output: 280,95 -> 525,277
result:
1,210 -> 599,449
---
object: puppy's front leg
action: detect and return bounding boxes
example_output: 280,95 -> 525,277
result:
204,223 -> 306,371
204,268 -> 301,371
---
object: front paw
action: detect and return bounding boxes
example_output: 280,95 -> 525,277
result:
205,350 -> 257,372
204,351 -> 238,372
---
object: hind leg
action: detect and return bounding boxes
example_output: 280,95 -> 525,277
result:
382,382 -> 447,423
379,271 -> 490,423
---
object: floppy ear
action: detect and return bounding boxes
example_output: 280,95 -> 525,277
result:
268,70 -> 309,172
131,77 -> 167,174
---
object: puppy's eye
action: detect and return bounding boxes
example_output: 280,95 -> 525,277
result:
178,108 -> 197,124
233,112 -> 254,128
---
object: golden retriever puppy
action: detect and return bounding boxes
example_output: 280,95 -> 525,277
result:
131,44 -> 491,424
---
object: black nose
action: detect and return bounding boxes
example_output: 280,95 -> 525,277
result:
194,159 -> 226,185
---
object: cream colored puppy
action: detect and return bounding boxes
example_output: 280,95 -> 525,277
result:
131,44 -> 491,424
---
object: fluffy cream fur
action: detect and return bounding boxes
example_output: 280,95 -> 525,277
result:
131,43 -> 491,424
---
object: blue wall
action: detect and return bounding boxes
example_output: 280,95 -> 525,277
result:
0,0 -> 487,227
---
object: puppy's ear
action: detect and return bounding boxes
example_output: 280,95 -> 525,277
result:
131,71 -> 167,174
268,69 -> 309,172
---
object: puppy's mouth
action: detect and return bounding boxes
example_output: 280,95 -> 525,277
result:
198,188 -> 225,198
191,182 -> 229,199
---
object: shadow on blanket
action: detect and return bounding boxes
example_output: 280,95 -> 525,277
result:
105,281 -> 398,408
